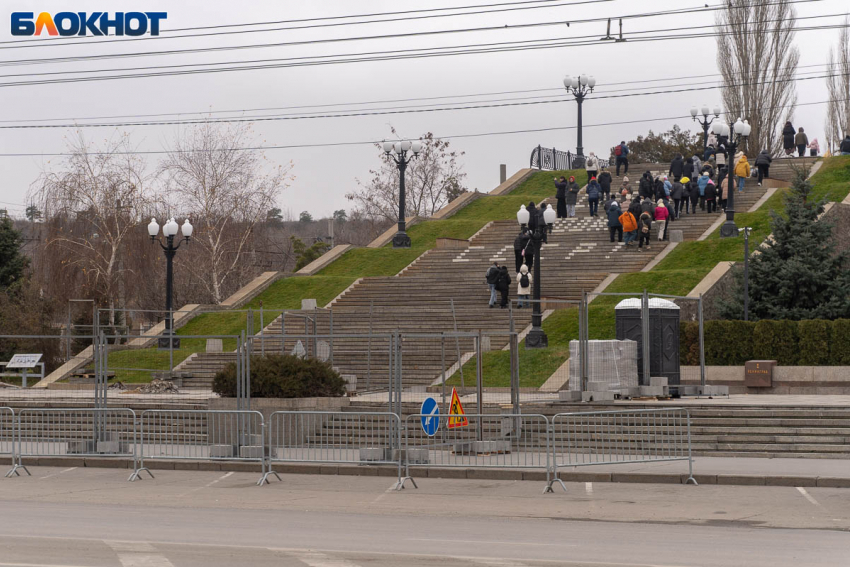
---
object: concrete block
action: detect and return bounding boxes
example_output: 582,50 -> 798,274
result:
649,376 -> 668,387
96,440 -> 120,454
582,391 -> 616,402
301,299 -> 317,310
452,440 -> 511,455
320,465 -> 339,475
209,444 -> 234,458
699,385 -> 729,396
677,385 -> 700,396
393,448 -> 429,465
481,335 -> 491,352
817,477 -> 850,488
239,445 -> 264,459
588,381 -> 611,392
558,390 -> 582,401
617,387 -> 641,398
669,230 -> 684,242
359,447 -> 392,462
639,386 -> 665,397
173,460 -> 200,470
205,338 -> 223,353
521,471 -> 549,482
341,374 -> 357,394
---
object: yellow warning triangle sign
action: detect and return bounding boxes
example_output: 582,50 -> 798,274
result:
447,387 -> 468,429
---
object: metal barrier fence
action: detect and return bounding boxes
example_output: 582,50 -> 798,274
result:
1,407 -> 15,477
549,407 -> 696,491
13,408 -> 137,477
401,413 -> 552,491
131,409 -> 267,484
262,411 -> 402,486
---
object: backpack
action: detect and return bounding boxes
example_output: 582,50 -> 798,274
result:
520,272 -> 529,288
614,145 -> 623,157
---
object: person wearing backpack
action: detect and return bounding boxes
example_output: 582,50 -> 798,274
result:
516,264 -> 532,308
485,262 -> 500,308
697,172 -> 710,211
680,176 -> 691,214
586,176 -> 601,217
585,152 -> 600,180
614,141 -> 629,176
607,200 -> 623,243
497,265 -> 511,308
638,210 -> 653,250
671,177 -> 684,218
619,207 -> 638,248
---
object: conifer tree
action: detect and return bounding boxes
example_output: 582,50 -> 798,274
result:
0,216 -> 28,289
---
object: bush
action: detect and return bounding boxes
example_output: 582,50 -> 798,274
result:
752,320 -> 799,365
212,354 -> 346,398
830,319 -> 850,365
703,320 -> 754,365
797,320 -> 832,365
679,321 -> 700,366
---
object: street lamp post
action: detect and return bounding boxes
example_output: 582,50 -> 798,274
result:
563,74 -> 596,169
517,204 -> 556,348
147,217 -> 193,348
383,140 -> 423,248
690,105 -> 721,161
714,118 -> 752,238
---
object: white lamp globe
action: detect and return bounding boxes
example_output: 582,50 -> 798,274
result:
382,141 -> 393,154
517,205 -> 530,226
722,123 -> 731,137
588,76 -> 596,88
563,76 -> 572,89
580,74 -> 588,86
734,118 -> 745,135
401,140 -> 412,152
181,219 -> 193,238
701,105 -> 710,116
690,108 -> 698,117
711,121 -> 722,135
742,121 -> 752,137
411,141 -> 423,154
571,76 -> 580,88
713,106 -> 722,116
147,218 -> 159,238
543,206 -> 556,225
393,142 -> 402,154
165,217 -> 179,237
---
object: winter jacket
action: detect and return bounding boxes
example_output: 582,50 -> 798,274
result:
704,181 -> 717,201
585,155 -> 599,172
496,267 -> 510,293
795,131 -> 808,147
586,180 -> 601,200
619,211 -> 637,232
716,150 -> 727,167
671,181 -> 684,200
526,205 -> 539,231
639,212 -> 653,232
663,179 -> 673,197
654,179 -> 666,201
485,265 -> 500,285
628,199 -> 643,218
735,157 -> 751,179
754,150 -> 772,166
669,156 -> 685,177
719,178 -> 728,199
516,265 -> 532,295
513,233 -> 524,252
782,123 -> 796,150
619,181 -> 632,197
598,171 -> 613,192
654,205 -> 669,221
641,199 -> 655,219
688,180 -> 700,202
698,174 -> 710,196
565,182 -> 581,205
638,173 -> 654,199
841,137 -> 850,153
607,203 -> 623,228
616,143 -> 629,157
810,139 -> 820,153
701,164 -> 715,179
604,197 -> 617,212
692,156 -> 703,177
555,180 -> 567,200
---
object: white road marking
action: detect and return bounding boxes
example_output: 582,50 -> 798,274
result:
176,471 -> 233,497
470,559 -> 529,567
105,540 -> 174,567
796,487 -> 821,507
370,483 -> 398,504
0,563 -> 93,567
38,467 -> 76,480
409,538 -> 576,547
290,550 -> 362,567
585,482 -> 593,494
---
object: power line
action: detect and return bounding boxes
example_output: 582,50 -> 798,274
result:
0,98 -> 840,158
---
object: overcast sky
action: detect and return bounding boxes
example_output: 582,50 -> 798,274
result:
0,0 -> 846,220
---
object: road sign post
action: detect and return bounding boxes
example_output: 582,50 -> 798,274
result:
420,397 -> 440,437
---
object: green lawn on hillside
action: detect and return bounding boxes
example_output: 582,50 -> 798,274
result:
452,156 -> 850,388
106,170 -> 586,382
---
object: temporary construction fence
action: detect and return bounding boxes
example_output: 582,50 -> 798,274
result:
1,407 -> 14,477
131,409 -> 268,485
548,407 -> 697,491
0,407 -> 696,491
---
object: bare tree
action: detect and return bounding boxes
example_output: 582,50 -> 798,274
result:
30,132 -> 150,325
159,121 -> 291,304
347,130 -> 467,222
716,0 -> 799,156
826,19 -> 850,153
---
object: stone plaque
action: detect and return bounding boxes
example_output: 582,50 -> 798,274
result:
745,360 -> 776,388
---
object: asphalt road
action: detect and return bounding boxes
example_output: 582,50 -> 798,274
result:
0,467 -> 847,567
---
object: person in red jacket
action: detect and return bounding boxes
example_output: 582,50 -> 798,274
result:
654,200 -> 669,242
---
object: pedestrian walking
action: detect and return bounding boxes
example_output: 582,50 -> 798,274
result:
598,168 -> 613,201
523,236 -> 535,271
718,175 -> 728,211
698,172 -> 710,210
640,195 -> 655,220
809,138 -> 820,157
840,134 -> 850,155
586,176 -> 601,217
554,176 -> 568,219
607,200 -> 623,243
754,149 -> 772,186
485,262 -> 500,308
619,207 -> 638,248
537,203 -> 549,243
565,176 -> 580,218
654,200 -> 669,241
638,171 -> 654,200
795,127 -> 808,157
691,154 -> 703,178
585,152 -> 599,180
516,264 -> 532,308
704,179 -> 717,213
619,176 -> 632,203
669,153 -> 685,182
614,141 -> 629,176
638,210 -> 652,250
734,155 -> 751,192
513,229 -> 527,273
497,266 -> 510,308
671,177 -> 684,218
782,121 -> 796,156
688,177 -> 700,214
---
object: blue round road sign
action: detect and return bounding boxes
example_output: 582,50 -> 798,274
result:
420,397 -> 440,437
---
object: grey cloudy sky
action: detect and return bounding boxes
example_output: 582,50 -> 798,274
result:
0,0 -> 846,220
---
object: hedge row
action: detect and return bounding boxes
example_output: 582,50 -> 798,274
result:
680,319 -> 850,366
213,354 -> 346,398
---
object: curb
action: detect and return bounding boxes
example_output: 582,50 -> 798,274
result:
7,457 -> 850,488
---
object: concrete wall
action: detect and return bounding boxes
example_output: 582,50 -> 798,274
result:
682,366 -> 850,394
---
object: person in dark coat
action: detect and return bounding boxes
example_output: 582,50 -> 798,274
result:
795,127 -> 809,157
704,179 -> 717,214
684,157 -> 694,182
637,211 -> 652,250
526,201 -> 539,231
537,203 -> 549,242
653,177 -> 666,202
754,149 -> 772,186
638,171 -> 654,200
688,177 -> 700,214
554,176 -> 568,219
840,135 -> 850,155
782,121 -> 796,156
607,200 -> 623,243
640,196 -> 655,220
586,177 -> 601,217
497,266 -> 511,308
485,262 -> 500,307
671,178 -> 684,218
565,176 -> 581,218
598,168 -> 613,201
628,197 -> 643,218
513,229 -> 528,273
669,154 -> 685,181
